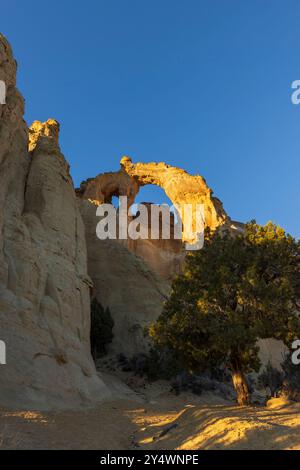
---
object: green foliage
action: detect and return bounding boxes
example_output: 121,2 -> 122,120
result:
258,361 -> 284,397
143,347 -> 182,380
118,348 -> 181,381
280,353 -> 300,400
150,221 -> 300,403
90,298 -> 114,359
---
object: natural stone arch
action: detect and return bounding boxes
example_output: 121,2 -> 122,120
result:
78,156 -> 229,243
119,156 -> 228,231
77,169 -> 139,207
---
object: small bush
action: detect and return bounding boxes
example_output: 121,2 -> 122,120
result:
280,353 -> 300,401
118,348 -> 235,399
90,298 -> 114,360
170,371 -> 236,398
117,348 -> 181,380
145,348 -> 182,380
258,362 -> 284,397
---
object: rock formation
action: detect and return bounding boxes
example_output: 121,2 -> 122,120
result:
78,156 -> 229,240
77,155 -> 230,283
124,203 -> 185,281
77,156 -> 230,354
79,199 -> 170,356
0,32 -> 285,411
120,156 -> 227,232
0,34 -> 109,409
78,160 -> 287,366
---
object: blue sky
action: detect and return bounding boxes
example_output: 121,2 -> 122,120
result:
2,0 -> 300,237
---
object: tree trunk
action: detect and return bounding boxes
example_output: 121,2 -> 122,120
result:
230,357 -> 250,406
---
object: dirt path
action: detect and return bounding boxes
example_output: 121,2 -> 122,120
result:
0,379 -> 300,450
0,400 -> 139,449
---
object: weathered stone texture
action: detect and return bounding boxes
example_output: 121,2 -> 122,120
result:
0,34 -> 108,409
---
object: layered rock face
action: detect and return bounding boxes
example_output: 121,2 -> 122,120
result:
79,199 -> 170,356
124,203 -> 185,281
0,35 -> 108,409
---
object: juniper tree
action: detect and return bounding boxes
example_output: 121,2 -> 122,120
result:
149,222 -> 300,405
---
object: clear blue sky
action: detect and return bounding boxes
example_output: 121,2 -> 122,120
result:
2,0 -> 300,237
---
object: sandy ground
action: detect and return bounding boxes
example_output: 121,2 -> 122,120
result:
134,396 -> 300,450
1,374 -> 300,450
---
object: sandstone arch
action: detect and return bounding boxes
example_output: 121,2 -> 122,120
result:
78,170 -> 139,207
78,156 -> 229,241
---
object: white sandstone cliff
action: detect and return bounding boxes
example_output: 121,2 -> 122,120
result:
0,35 -> 109,409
